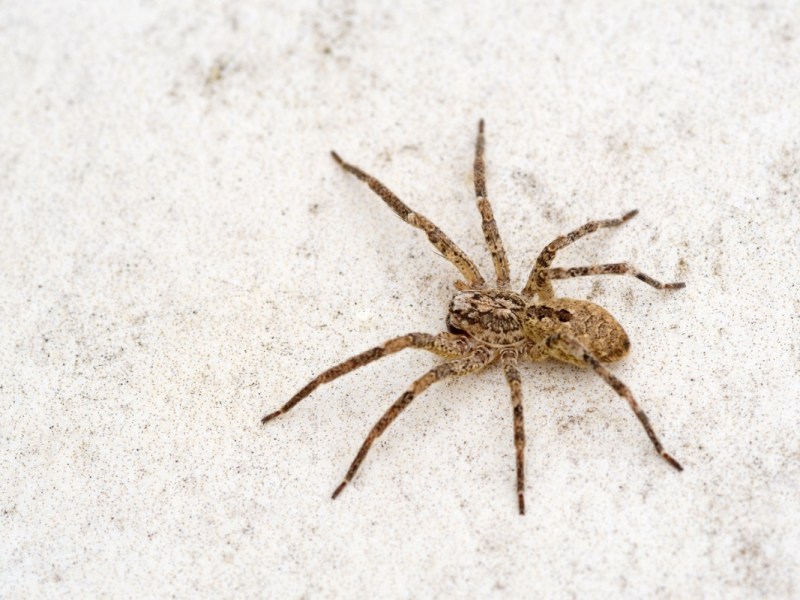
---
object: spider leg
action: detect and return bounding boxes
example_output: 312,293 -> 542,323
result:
262,332 -> 471,423
331,151 -> 486,289
332,347 -> 494,499
541,263 -> 686,290
501,350 -> 526,515
522,210 -> 638,299
544,332 -> 683,471
473,120 -> 511,288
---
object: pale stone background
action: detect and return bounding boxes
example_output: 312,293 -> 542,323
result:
1,1 -> 799,598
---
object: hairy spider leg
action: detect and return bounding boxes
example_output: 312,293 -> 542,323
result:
522,210 -> 639,299
332,348 -> 495,499
544,333 -> 683,471
262,333 -> 472,423
542,263 -> 686,290
501,350 -> 526,515
473,120 -> 511,288
331,151 -> 486,289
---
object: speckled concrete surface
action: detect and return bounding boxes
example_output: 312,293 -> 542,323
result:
2,1 -> 799,598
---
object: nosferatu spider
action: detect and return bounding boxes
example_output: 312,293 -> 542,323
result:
263,121 -> 685,514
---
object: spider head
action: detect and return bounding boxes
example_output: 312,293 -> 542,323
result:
446,289 -> 528,346
524,298 -> 630,364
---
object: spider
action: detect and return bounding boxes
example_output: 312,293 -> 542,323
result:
263,120 -> 685,515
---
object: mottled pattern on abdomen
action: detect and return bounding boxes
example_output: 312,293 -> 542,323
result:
524,298 -> 631,364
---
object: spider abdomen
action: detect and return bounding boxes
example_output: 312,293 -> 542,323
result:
524,298 -> 631,365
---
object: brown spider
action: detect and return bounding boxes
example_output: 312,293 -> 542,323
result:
263,121 -> 685,515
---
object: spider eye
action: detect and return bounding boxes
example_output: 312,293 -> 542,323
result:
557,309 -> 573,322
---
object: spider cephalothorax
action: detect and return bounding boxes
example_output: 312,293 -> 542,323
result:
263,121 -> 685,514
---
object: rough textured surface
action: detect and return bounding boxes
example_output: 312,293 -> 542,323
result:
2,1 -> 799,597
